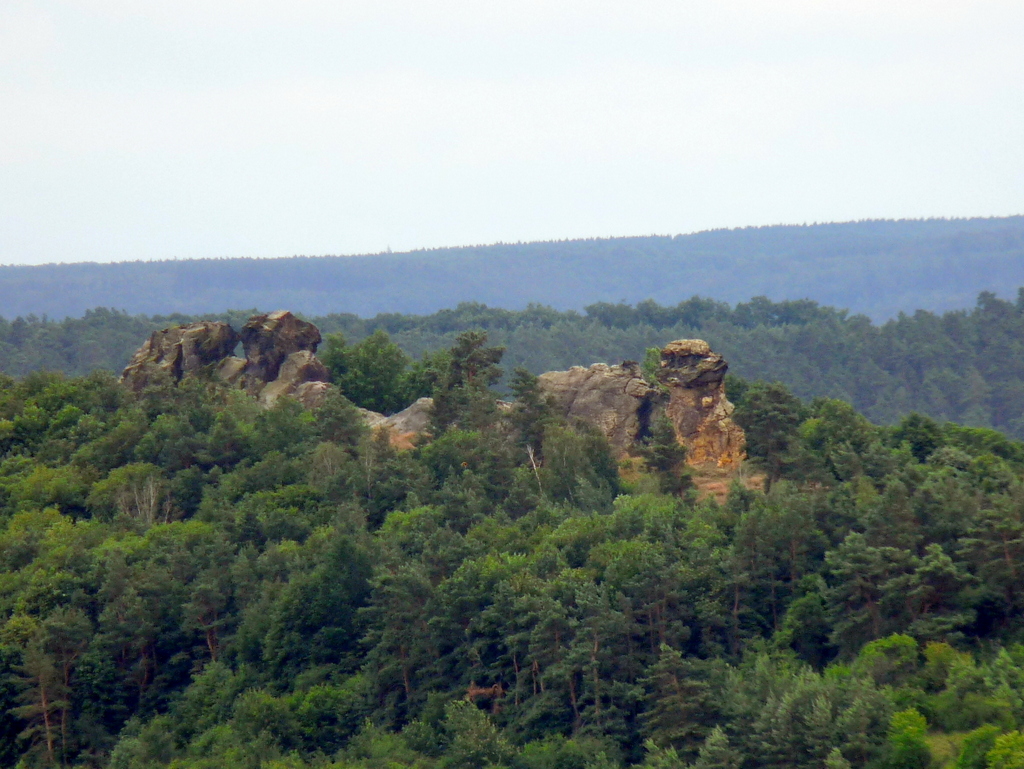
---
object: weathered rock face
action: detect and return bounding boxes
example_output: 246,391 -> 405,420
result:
538,362 -> 657,456
121,322 -> 239,392
536,341 -> 745,467
215,356 -> 247,386
239,311 -> 322,392
655,340 -> 745,467
121,319 -> 744,467
121,311 -> 329,408
257,351 -> 330,408
293,381 -> 332,411
385,397 -> 433,436
357,397 -> 434,449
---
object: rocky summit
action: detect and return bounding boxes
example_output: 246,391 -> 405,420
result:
121,316 -> 743,466
655,340 -> 745,466
121,321 -> 239,392
120,311 -> 329,409
238,310 -> 323,391
538,339 -> 745,467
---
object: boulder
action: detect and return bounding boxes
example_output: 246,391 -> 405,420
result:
258,351 -> 330,408
385,397 -> 433,435
121,311 -> 331,410
655,340 -> 745,468
215,356 -> 247,386
294,381 -> 332,410
239,310 -> 322,393
537,362 -> 657,456
121,321 -> 239,392
356,397 -> 434,449
357,407 -> 389,430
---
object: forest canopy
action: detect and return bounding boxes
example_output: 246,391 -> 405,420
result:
1,287 -> 1023,437
0,217 -> 1022,321
2,329 -> 1024,767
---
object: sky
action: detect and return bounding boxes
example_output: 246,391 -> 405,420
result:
1,1 -> 1022,265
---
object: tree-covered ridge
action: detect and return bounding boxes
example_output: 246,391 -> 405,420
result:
3,335 -> 1024,767
4,288 -> 1024,437
1,217 -> 1022,321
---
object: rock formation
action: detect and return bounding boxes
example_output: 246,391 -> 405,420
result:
655,340 -> 744,467
383,397 -> 433,436
537,340 -> 745,467
121,321 -> 239,392
121,311 -> 329,408
257,351 -> 330,408
357,397 -> 434,449
121,318 -> 744,467
537,362 -> 656,456
238,311 -> 323,394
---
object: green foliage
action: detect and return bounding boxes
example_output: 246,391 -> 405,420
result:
639,417 -> 692,497
894,413 -> 945,463
854,635 -> 920,688
537,424 -> 619,510
441,700 -> 515,768
640,348 -> 663,387
733,381 -> 806,489
508,367 -> 555,457
957,725 -> 1004,769
986,732 -> 1024,769
321,330 -> 431,415
2,340 -> 1024,768
430,331 -> 505,433
884,709 -> 931,769
691,727 -> 741,769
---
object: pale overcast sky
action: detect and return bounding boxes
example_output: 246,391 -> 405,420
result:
1,1 -> 1022,264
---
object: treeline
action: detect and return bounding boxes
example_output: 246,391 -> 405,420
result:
1,217 -> 1022,320
3,289 -> 1024,437
2,333 -> 1024,767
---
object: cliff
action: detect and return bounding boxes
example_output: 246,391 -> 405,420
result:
538,340 -> 745,467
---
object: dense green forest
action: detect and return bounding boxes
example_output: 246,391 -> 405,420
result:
3,217 -> 1023,320
2,287 -> 1024,437
4,330 -> 1024,768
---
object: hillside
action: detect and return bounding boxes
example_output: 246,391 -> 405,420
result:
2,331 -> 1024,768
4,216 -> 1024,321
2,290 -> 1024,438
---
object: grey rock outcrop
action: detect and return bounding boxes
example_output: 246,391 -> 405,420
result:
537,340 -> 745,467
121,321 -> 239,392
257,351 -> 330,408
537,362 -> 656,456
356,397 -> 434,449
215,356 -> 247,386
239,311 -> 322,394
121,318 -> 744,467
357,407 -> 389,430
293,381 -> 332,410
384,397 -> 433,435
121,311 -> 329,409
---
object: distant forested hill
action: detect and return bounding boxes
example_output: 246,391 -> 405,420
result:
4,216 -> 1024,320
3,289 -> 1024,438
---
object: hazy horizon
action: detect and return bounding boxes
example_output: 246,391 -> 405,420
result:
1,214 -> 1021,269
2,2 -> 1023,265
